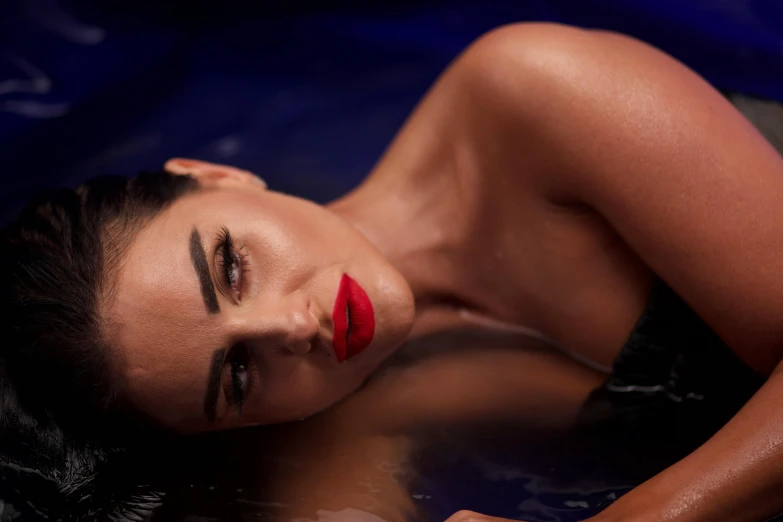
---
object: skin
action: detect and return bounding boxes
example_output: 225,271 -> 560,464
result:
108,169 -> 414,430
105,22 -> 783,522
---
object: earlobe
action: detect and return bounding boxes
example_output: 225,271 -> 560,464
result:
164,158 -> 267,190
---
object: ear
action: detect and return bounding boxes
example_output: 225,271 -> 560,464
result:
164,158 -> 267,190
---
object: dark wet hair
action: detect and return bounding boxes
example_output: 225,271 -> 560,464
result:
0,171 -> 199,520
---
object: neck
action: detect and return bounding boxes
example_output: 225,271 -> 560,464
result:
327,167 -> 473,306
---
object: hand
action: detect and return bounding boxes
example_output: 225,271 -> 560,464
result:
445,510 -> 526,522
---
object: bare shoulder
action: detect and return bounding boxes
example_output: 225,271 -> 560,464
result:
457,24 -> 783,374
456,22 -> 748,140
445,21 -> 775,204
459,22 -> 710,91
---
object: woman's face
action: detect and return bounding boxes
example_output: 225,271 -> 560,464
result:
106,160 -> 415,433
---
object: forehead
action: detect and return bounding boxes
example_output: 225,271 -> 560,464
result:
107,197 -> 221,427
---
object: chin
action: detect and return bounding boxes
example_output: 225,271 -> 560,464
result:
384,276 -> 416,342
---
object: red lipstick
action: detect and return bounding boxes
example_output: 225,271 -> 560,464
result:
332,274 -> 375,363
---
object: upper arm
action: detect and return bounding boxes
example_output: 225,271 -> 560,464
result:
466,23 -> 783,374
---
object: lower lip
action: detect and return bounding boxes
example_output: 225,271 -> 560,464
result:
332,274 -> 375,363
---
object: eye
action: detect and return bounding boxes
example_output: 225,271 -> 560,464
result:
225,344 -> 250,413
216,227 -> 248,297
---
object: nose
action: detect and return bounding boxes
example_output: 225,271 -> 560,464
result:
234,291 -> 320,356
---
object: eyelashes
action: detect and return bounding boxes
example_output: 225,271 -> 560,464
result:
215,227 -> 248,297
214,227 -> 252,415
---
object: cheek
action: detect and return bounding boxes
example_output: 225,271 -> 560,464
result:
242,221 -> 326,292
258,200 -> 359,256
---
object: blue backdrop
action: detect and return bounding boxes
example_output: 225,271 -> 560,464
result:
0,0 -> 781,224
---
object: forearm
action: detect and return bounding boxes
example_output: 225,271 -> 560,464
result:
591,361 -> 783,522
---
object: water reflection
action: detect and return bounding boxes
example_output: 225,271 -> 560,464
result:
3,326 -> 766,521
0,328 -> 769,520
133,330 -> 678,522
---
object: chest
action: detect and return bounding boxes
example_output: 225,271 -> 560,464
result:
440,185 -> 654,369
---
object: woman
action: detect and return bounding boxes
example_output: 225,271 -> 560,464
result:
2,22 -> 783,521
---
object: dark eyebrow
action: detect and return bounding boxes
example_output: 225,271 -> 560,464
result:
189,228 -> 220,314
203,348 -> 227,423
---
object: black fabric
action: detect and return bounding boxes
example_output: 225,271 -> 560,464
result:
577,279 -> 766,475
